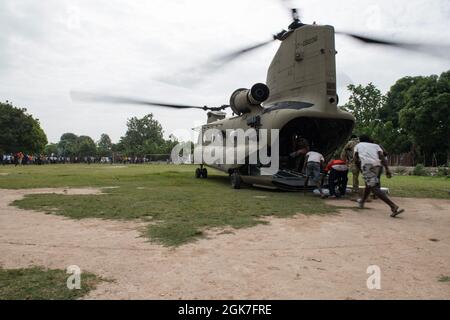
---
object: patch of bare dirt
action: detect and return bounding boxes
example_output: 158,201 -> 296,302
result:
1,188 -> 449,299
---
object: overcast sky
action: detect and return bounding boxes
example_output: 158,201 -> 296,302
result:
1,0 -> 449,143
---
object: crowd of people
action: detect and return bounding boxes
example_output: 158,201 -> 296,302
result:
291,134 -> 405,218
1,152 -> 40,165
0,153 -> 171,165
1,153 -> 105,165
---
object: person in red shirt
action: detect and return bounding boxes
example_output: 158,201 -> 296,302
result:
324,159 -> 349,198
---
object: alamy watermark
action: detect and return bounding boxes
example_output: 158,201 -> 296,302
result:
66,265 -> 81,290
170,128 -> 280,175
366,265 -> 381,290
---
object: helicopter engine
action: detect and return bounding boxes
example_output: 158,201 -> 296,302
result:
229,83 -> 270,115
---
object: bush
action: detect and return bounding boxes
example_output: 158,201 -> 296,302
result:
436,165 -> 449,177
393,166 -> 408,175
412,164 -> 429,176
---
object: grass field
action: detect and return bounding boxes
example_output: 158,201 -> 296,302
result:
0,164 -> 449,245
0,267 -> 102,300
349,173 -> 450,199
0,164 -> 341,245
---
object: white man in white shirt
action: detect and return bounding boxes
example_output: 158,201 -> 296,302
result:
302,149 -> 326,198
354,135 -> 405,218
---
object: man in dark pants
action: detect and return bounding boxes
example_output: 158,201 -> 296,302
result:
302,149 -> 326,198
324,159 -> 349,198
354,135 -> 405,218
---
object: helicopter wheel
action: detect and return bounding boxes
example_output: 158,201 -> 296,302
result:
201,168 -> 208,179
195,168 -> 202,179
230,171 -> 242,189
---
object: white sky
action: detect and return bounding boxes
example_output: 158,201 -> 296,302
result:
1,0 -> 449,143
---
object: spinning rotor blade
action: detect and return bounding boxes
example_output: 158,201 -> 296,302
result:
198,1 -> 303,72
337,31 -> 450,59
160,2 -> 449,88
157,38 -> 277,86
70,91 -> 228,111
337,31 -> 406,46
211,38 -> 277,67
159,1 -> 298,86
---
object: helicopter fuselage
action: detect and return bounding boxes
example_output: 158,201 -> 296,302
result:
198,24 -> 355,190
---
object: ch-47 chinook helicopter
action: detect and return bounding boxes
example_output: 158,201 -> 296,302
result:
72,2 -> 449,190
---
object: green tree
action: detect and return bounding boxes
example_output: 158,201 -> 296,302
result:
343,71 -> 450,164
119,114 -> 166,156
58,133 -> 78,157
97,133 -> 113,157
400,90 -> 450,165
380,77 -> 422,127
375,77 -> 423,154
0,101 -> 47,154
160,135 -> 180,156
77,136 -> 97,157
343,82 -> 411,154
342,83 -> 385,135
44,143 -> 59,156
57,133 -> 98,158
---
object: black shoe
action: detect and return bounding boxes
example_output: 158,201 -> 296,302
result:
390,208 -> 405,218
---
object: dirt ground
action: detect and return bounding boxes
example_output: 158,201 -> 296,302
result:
1,188 -> 449,300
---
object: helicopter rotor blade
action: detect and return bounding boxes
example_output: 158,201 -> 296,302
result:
337,31 -> 450,59
70,91 -> 228,111
212,0 -> 298,67
157,38 -> 277,86
159,1 -> 297,87
211,38 -> 277,67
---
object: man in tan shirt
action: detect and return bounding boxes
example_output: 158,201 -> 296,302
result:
341,135 -> 360,193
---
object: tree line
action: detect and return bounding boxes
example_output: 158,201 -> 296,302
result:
342,70 -> 450,166
1,102 -> 178,160
45,114 -> 180,160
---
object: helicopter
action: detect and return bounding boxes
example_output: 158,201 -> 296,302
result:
72,2 -> 448,191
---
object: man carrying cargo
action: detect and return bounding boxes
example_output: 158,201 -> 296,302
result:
324,158 -> 349,198
302,149 -> 326,198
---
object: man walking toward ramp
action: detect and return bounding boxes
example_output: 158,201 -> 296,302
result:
354,135 -> 405,218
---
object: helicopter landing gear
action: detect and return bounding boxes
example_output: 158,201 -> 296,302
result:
195,166 -> 208,179
230,171 -> 242,189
